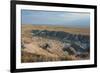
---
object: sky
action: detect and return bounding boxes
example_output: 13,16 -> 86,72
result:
21,10 -> 90,28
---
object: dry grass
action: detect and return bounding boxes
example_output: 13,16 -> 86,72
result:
21,36 -> 79,63
21,24 -> 89,63
21,50 -> 78,63
22,24 -> 90,36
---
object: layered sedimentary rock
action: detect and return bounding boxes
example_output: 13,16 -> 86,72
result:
31,30 -> 90,57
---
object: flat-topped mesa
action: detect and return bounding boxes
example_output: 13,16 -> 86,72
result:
31,30 -> 89,43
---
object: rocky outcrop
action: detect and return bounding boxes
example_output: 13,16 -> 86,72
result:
39,43 -> 51,50
32,30 -> 89,43
31,30 -> 90,58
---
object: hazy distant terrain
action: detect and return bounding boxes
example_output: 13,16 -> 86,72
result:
21,24 -> 90,63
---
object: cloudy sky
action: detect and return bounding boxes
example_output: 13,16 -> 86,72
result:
21,10 -> 90,28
